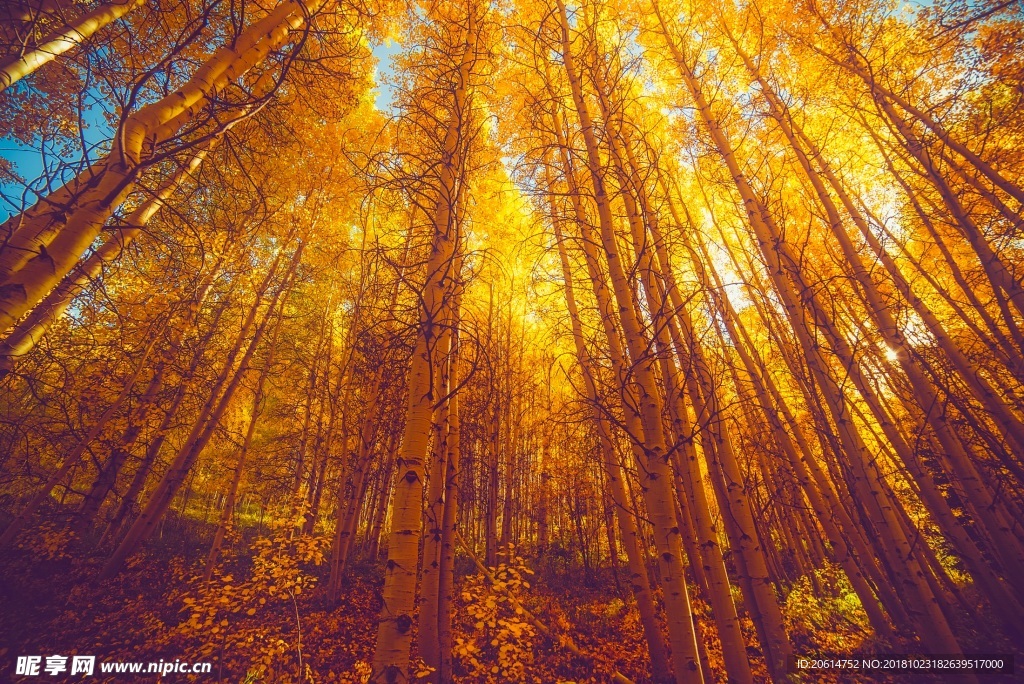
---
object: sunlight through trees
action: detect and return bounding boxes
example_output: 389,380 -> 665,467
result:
1,0 -> 1023,681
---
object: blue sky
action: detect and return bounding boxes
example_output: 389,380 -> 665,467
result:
372,38 -> 402,114
0,88 -> 112,221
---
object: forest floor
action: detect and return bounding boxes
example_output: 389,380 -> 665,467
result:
0,516 -> 1016,683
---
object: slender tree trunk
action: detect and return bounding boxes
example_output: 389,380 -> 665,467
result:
0,0 -> 144,92
369,8 -> 478,678
554,3 -> 703,678
0,0 -> 322,329
654,6 -> 967,657
99,244 -> 300,579
202,301 -> 282,582
548,183 -> 674,682
0,142 -> 218,377
0,314 -> 168,547
367,431 -> 399,561
74,265 -> 221,536
437,317 -> 461,684
420,294 -> 455,679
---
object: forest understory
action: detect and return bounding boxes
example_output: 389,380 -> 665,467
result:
2,511 -> 1005,683
2,0 -> 1024,681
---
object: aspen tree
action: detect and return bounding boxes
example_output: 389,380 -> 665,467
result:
711,209 -> 921,637
291,289 -> 342,523
100,243 -> 302,578
0,314 -> 169,548
770,85 -> 1024,454
0,0 -> 144,91
552,1 -> 703,679
0,0 -> 344,331
722,28 -> 1024,613
418,298 -> 454,677
810,5 -> 1024,208
484,283 -> 500,568
326,373 -> 381,589
652,1 -> 970,656
366,429 -> 401,561
590,57 -> 772,677
370,4 -> 480,678
730,27 -> 1024,464
436,291 -> 463,684
858,79 -> 1024,320
686,212 -> 896,637
864,134 -> 1024,367
74,264 -> 224,537
587,50 -> 778,672
98,283 -> 242,549
547,164 -> 673,683
202,302 -> 284,582
418,209 -> 468,673
544,86 -> 683,677
0,143 -> 217,373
